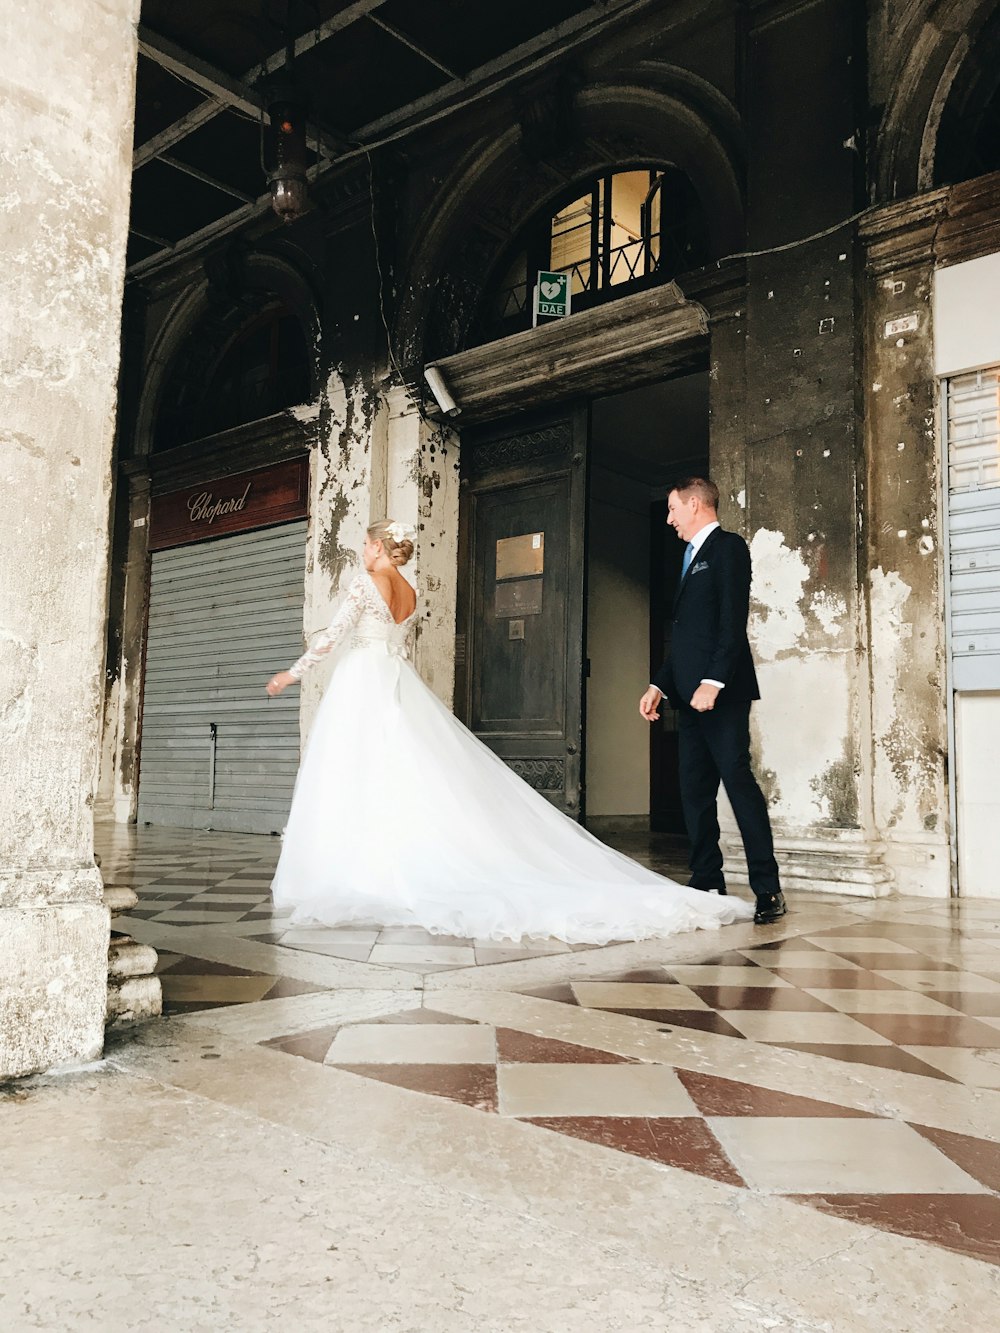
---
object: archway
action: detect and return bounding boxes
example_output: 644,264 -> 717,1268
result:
875,0 -> 1000,197
394,70 -> 745,366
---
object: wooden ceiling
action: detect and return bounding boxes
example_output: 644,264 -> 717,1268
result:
128,0 -> 655,279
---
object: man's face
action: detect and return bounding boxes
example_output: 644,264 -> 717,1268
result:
667,490 -> 699,543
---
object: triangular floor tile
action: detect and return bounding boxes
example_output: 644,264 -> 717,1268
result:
496,1027 -> 635,1065
910,1123 -> 1000,1192
261,1024 -> 342,1063
516,984 -> 579,1005
792,1193 -> 1000,1267
524,1116 -> 744,1186
677,1069 -> 874,1118
333,1063 -> 498,1112
605,1008 -> 747,1038
261,977 -> 329,999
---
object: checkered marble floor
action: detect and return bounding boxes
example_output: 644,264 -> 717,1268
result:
260,1004 -> 1000,1266
96,821 -> 1000,1275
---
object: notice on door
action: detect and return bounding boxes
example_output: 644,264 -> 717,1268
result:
496,532 -> 544,580
495,532 -> 544,618
496,579 -> 543,617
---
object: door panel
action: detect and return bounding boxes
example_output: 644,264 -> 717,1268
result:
457,407 -> 589,817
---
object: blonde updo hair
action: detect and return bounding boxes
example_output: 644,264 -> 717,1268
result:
367,519 -> 415,567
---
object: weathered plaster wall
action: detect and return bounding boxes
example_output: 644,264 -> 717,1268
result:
0,1 -> 140,1076
712,0 -> 886,893
298,368 -> 381,738
295,378 -> 459,738
861,197 -> 951,896
382,388 -> 460,707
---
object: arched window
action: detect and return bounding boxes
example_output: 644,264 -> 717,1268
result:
933,11 -> 1000,187
154,304 -> 311,452
479,166 -> 709,342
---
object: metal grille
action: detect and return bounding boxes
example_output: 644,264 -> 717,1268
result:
946,367 -> 1000,691
137,521 -> 307,834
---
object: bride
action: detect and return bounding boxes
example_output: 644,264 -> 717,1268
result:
265,520 -> 754,943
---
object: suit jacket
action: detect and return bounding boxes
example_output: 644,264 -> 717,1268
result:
651,527 -> 760,709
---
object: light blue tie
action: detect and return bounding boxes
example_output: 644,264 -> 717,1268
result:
681,541 -> 695,578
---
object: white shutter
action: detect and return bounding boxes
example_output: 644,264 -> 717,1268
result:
946,368 -> 1000,692
138,521 -> 307,834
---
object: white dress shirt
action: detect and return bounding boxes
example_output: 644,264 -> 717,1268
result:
650,520 -> 725,697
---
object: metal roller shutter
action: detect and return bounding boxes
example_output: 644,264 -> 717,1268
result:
947,367 -> 1000,692
137,520 -> 307,834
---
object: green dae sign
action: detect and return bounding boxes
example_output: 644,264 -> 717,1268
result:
533,270 -> 571,326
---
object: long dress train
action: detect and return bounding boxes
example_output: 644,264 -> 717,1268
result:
270,571 -> 754,943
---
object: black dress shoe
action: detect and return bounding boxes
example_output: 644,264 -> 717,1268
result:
754,891 -> 787,924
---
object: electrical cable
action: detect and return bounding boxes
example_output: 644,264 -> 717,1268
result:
714,203 -> 879,264
363,147 -> 433,424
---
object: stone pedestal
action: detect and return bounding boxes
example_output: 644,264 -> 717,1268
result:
0,3 -> 141,1077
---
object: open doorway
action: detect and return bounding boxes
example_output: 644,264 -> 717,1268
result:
585,370 -> 709,848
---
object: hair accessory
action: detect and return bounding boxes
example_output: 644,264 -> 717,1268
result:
385,521 -> 416,545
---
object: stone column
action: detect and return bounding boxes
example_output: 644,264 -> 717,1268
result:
0,2 -> 141,1076
99,467 -> 152,823
859,192 -> 952,896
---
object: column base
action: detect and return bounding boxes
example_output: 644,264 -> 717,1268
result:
720,827 -> 896,898
0,900 -> 110,1078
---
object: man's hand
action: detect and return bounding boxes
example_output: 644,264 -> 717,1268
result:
639,685 -> 662,722
690,682 -> 720,713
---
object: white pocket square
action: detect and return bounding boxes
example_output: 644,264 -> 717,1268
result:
690,561 -> 709,575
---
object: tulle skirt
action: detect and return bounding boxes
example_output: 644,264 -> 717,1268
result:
270,645 -> 754,943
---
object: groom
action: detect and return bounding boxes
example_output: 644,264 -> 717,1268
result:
639,477 -> 786,925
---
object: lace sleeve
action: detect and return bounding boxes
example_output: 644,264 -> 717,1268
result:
288,576 -> 367,680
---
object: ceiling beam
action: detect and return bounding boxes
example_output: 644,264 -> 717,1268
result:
367,15 -> 459,80
345,0 -> 658,147
130,225 -> 174,249
137,26 -> 263,119
251,0 -> 392,77
133,2 -> 390,168
159,154 -> 256,204
127,0 -> 663,281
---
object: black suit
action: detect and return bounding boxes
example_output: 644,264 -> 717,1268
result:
652,527 -> 780,899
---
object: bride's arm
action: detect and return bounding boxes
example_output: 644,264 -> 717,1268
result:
266,576 -> 366,694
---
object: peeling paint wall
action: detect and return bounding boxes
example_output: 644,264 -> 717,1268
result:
295,379 -> 460,736
383,388 -> 460,707
747,531 -> 857,831
861,201 -> 951,896
714,0 -> 876,892
299,368 -> 382,737
0,2 -> 140,1076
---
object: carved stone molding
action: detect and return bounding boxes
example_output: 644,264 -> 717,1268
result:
468,423 -> 573,474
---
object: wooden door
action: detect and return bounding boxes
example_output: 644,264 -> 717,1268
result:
456,406 -> 589,818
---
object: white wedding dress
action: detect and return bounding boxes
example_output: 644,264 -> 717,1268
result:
270,571 -> 754,943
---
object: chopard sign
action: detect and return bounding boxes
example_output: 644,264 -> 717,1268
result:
187,482 -> 252,524
148,456 -> 309,552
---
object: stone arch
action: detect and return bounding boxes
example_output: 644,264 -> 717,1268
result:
134,248 -> 322,457
875,0 -> 1000,197
395,69 -> 745,366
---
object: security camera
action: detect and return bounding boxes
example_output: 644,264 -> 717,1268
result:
423,365 -> 461,418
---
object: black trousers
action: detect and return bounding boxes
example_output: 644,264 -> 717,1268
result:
676,699 -> 780,899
